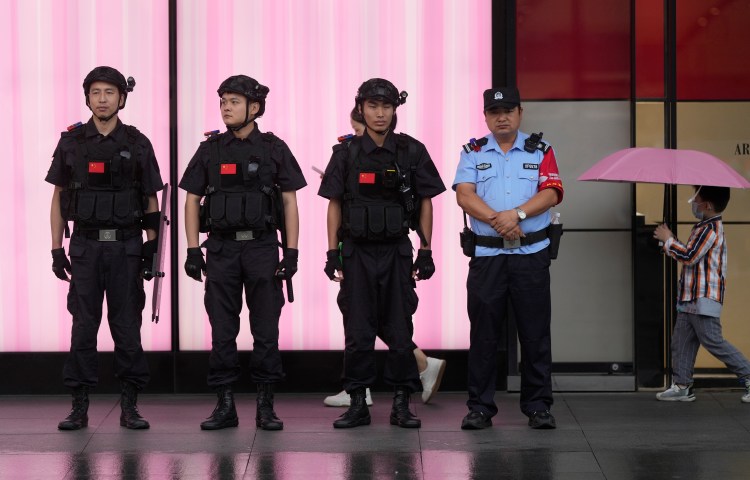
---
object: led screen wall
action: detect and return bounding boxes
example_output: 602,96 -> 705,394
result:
0,0 -> 171,352
176,0 -> 492,350
1,0 -> 491,352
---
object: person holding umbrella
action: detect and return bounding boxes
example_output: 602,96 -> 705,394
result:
653,185 -> 750,402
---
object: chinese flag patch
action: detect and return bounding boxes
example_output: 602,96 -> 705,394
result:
220,163 -> 237,175
359,172 -> 376,184
88,162 -> 105,173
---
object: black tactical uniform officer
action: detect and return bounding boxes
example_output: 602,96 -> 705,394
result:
46,66 -> 164,431
318,78 -> 446,429
179,75 -> 306,431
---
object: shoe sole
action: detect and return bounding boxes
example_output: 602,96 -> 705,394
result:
461,421 -> 491,430
333,416 -> 371,428
529,420 -> 556,429
422,361 -> 447,404
58,423 -> 88,431
256,422 -> 284,431
656,395 -> 696,402
200,419 -> 239,430
390,418 -> 421,428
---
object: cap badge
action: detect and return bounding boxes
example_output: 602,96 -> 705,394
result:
494,92 -> 503,100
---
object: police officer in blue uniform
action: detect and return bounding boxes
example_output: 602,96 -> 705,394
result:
47,66 -> 164,431
453,87 -> 564,430
179,75 -> 306,431
319,78 -> 446,429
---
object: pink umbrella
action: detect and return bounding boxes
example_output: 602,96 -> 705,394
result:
578,147 -> 750,188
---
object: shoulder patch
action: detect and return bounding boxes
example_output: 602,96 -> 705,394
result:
462,137 -> 488,153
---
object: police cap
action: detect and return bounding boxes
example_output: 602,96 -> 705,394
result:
483,87 -> 521,111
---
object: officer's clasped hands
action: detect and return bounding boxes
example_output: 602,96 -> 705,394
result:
324,249 -> 343,281
276,247 -> 298,280
51,247 -> 72,282
412,249 -> 435,280
184,247 -> 206,282
141,239 -> 158,281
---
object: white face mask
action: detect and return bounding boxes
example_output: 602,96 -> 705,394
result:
691,201 -> 704,220
688,187 -> 704,220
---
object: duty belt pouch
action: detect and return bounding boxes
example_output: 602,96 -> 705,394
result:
224,194 -> 243,227
113,191 -> 137,227
95,193 -> 114,224
73,191 -> 96,223
460,227 -> 476,257
547,223 -> 563,259
243,191 -> 264,226
348,205 -> 367,240
384,206 -> 404,238
368,206 -> 386,240
198,201 -> 210,232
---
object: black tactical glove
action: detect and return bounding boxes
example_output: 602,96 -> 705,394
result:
184,247 -> 206,282
141,239 -> 158,281
412,249 -> 435,280
51,247 -> 72,281
324,249 -> 342,280
276,247 -> 299,280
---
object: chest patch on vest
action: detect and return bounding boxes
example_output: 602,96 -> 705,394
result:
88,162 -> 105,174
220,163 -> 237,175
477,163 -> 491,170
523,163 -> 539,170
359,172 -> 376,184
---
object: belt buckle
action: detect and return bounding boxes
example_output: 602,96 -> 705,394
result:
234,230 -> 255,241
504,238 -> 521,249
98,229 -> 118,242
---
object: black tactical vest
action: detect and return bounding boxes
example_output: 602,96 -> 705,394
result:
63,125 -> 145,229
202,133 -> 278,232
341,134 -> 419,242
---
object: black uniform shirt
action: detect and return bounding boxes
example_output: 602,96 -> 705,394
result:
318,130 -> 446,200
179,125 -> 307,196
45,118 -> 164,195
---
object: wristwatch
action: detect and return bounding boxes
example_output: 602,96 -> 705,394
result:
515,208 -> 527,220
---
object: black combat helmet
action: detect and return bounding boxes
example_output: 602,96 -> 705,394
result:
355,78 -> 407,108
217,75 -> 270,120
82,66 -> 135,109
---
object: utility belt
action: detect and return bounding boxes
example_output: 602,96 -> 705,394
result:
209,229 -> 267,241
73,227 -> 142,242
460,223 -> 563,258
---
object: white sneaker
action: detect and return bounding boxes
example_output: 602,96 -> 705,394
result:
420,357 -> 446,404
742,378 -> 750,403
323,388 -> 373,407
656,383 -> 695,402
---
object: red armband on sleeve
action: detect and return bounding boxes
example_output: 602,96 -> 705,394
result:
538,149 -> 564,204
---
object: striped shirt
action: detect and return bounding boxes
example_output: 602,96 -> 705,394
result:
663,215 -> 726,304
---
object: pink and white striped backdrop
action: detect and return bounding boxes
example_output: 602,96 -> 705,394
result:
1,0 -> 490,352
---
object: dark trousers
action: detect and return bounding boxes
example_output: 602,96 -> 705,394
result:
466,248 -> 553,417
204,235 -> 285,387
63,235 -> 149,389
338,239 -> 421,393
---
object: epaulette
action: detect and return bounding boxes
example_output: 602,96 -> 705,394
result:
261,131 -> 278,143
338,133 -> 354,143
462,137 -> 488,153
523,132 -> 551,154
203,129 -> 220,138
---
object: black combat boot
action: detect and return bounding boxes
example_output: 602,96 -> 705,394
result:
256,383 -> 283,431
390,386 -> 421,428
333,387 -> 371,429
58,386 -> 89,430
200,384 -> 239,430
120,382 -> 150,429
